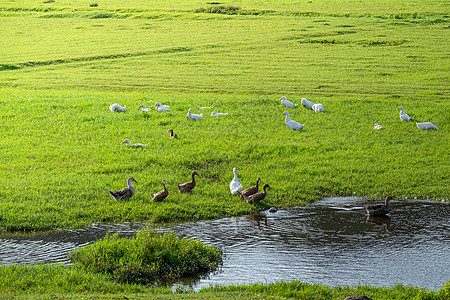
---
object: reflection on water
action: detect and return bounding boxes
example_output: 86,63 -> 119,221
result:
0,197 -> 449,290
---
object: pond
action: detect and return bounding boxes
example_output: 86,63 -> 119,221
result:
0,197 -> 449,290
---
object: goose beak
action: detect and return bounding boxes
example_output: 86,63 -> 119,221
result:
281,112 -> 285,116
133,179 -> 137,183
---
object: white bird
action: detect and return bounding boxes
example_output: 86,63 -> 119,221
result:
186,108 -> 203,120
280,96 -> 298,108
282,111 -> 305,131
154,102 -> 170,112
211,111 -> 228,117
397,106 -> 413,121
121,139 -> 148,147
374,124 -> 384,130
230,167 -> 243,195
138,104 -> 151,112
195,105 -> 213,109
109,103 -> 126,112
416,122 -> 439,130
312,103 -> 325,112
301,98 -> 314,110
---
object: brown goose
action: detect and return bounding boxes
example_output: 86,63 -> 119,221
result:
238,177 -> 262,200
365,196 -> 394,216
168,129 -> 177,139
151,180 -> 168,201
242,184 -> 271,204
177,171 -> 199,193
109,177 -> 137,201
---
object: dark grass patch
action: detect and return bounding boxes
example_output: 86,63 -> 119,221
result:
0,64 -> 20,71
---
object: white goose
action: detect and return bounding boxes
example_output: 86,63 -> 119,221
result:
280,96 -> 298,108
211,111 -> 228,117
121,139 -> 148,147
374,124 -> 384,130
230,167 -> 243,195
397,106 -> 413,121
301,98 -> 314,110
312,103 -> 325,112
154,102 -> 170,112
138,104 -> 151,112
416,122 -> 439,130
186,108 -> 203,120
109,103 -> 126,112
195,105 -> 213,109
282,111 -> 305,131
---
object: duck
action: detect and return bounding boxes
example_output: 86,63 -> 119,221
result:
167,129 -> 178,139
151,179 -> 169,201
138,104 -> 151,112
374,124 -> 384,130
242,184 -> 271,204
280,96 -> 298,108
312,103 -> 325,112
211,111 -> 228,117
397,106 -> 413,121
109,177 -> 137,201
186,108 -> 203,120
301,98 -> 314,110
229,167 -> 243,195
121,139 -> 148,147
238,177 -> 262,199
109,103 -> 126,112
195,105 -> 213,109
416,122 -> 439,130
154,102 -> 170,112
282,111 -> 305,131
177,171 -> 199,193
365,196 -> 394,216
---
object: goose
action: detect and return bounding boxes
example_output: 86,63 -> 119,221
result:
416,122 -> 439,130
151,180 -> 169,201
121,139 -> 148,147
374,124 -> 384,130
365,196 -> 394,216
154,102 -> 170,112
109,103 -> 126,112
230,167 -> 243,195
211,111 -> 228,117
167,129 -> 178,139
186,108 -> 203,120
238,177 -> 262,199
109,177 -> 137,201
138,104 -> 151,112
301,98 -> 314,110
177,171 -> 199,193
195,105 -> 213,109
280,96 -> 298,108
397,106 -> 413,121
312,103 -> 325,112
282,111 -> 305,130
241,184 -> 271,204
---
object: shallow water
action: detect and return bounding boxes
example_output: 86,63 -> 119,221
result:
0,197 -> 449,290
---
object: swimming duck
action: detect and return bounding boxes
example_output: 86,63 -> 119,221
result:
301,98 -> 314,110
167,129 -> 178,139
242,183 -> 271,204
374,124 -> 384,130
397,106 -> 413,121
230,167 -> 243,195
186,108 -> 203,120
239,177 -> 262,199
138,104 -> 151,112
154,102 -> 170,112
109,177 -> 137,201
121,139 -> 148,147
416,122 -> 439,130
177,171 -> 199,193
109,103 -> 126,112
282,111 -> 305,131
365,196 -> 394,216
280,96 -> 298,108
151,180 -> 169,201
312,103 -> 325,112
211,111 -> 228,117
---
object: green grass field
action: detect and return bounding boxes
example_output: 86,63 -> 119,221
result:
0,0 -> 448,234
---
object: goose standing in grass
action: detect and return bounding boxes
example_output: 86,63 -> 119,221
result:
230,167 -> 243,195
238,177 -> 262,199
167,129 -> 178,139
397,106 -> 413,121
312,103 -> 325,112
282,111 -> 305,131
195,105 -> 213,109
301,98 -> 314,110
280,96 -> 298,108
109,177 -> 137,201
121,139 -> 148,147
242,183 -> 271,204
154,102 -> 170,112
365,196 -> 394,216
186,108 -> 203,120
138,104 -> 151,112
374,124 -> 384,130
177,171 -> 199,193
211,111 -> 228,117
109,103 -> 126,112
416,122 -> 439,130
151,180 -> 169,201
